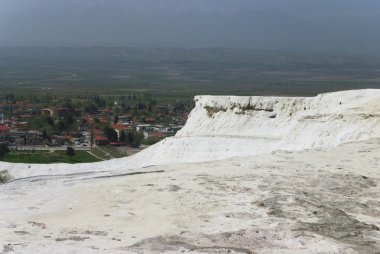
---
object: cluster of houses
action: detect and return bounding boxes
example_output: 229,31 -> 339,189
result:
0,125 -> 44,146
0,111 -> 45,146
93,119 -> 184,146
0,99 -> 189,148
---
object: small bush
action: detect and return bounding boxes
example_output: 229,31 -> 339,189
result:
0,143 -> 10,161
0,170 -> 12,184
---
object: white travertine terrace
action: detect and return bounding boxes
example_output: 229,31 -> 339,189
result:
1,89 -> 380,180
1,89 -> 380,253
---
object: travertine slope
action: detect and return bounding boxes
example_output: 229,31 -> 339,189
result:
1,139 -> 380,253
1,89 -> 380,253
2,89 -> 380,180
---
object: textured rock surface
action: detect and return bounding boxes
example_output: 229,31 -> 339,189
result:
0,90 -> 380,253
1,139 -> 380,253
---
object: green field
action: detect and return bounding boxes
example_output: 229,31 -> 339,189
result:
1,47 -> 380,98
91,146 -> 124,160
3,150 -> 101,164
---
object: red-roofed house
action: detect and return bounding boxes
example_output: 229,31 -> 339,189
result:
182,112 -> 190,119
112,123 -> 131,138
101,108 -> 112,114
145,118 -> 156,124
150,131 -> 166,139
95,136 -> 109,146
93,129 -> 103,135
0,125 -> 10,132
0,125 -> 10,135
0,125 -> 10,142
110,141 -> 122,146
85,117 -> 94,125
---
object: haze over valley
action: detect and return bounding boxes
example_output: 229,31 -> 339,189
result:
1,1 -> 380,253
1,0 -> 380,55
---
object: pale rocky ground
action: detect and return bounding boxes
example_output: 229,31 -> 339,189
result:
1,90 -> 380,253
1,139 -> 380,254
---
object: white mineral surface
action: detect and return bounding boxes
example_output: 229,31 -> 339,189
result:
1,89 -> 380,253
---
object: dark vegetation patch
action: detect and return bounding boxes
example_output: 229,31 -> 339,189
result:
239,103 -> 274,113
3,150 -> 100,164
204,106 -> 227,117
205,102 -> 275,117
0,170 -> 12,184
234,103 -> 275,115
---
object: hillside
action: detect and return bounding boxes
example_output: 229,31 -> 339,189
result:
1,89 -> 380,253
2,89 -> 380,180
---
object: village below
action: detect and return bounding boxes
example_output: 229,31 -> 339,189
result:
0,93 -> 190,163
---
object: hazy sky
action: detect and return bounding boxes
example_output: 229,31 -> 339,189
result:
1,0 -> 380,54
